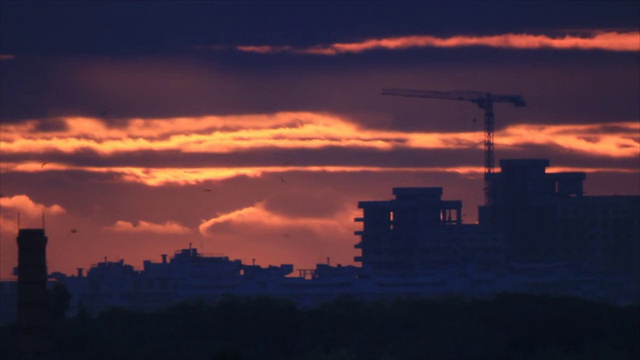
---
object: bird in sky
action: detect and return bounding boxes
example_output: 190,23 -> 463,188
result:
203,188 -> 213,192
41,162 -> 48,168
70,228 -> 78,234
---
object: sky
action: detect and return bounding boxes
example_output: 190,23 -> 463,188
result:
1,1 -> 638,278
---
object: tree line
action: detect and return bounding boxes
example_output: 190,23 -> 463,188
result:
1,292 -> 638,360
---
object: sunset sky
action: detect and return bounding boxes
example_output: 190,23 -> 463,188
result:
1,2 -> 638,278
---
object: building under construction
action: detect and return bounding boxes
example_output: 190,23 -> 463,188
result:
355,159 -> 640,284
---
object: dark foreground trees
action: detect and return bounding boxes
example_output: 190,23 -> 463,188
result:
1,293 -> 638,360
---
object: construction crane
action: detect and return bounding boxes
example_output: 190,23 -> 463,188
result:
382,88 -> 525,174
382,88 -> 525,202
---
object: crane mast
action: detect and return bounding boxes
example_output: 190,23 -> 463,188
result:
382,88 -> 525,203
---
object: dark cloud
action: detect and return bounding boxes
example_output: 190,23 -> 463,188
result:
2,50 -> 636,128
2,2 -> 637,56
497,145 -> 639,171
0,147 -> 480,168
3,143 -> 637,173
32,118 -> 70,133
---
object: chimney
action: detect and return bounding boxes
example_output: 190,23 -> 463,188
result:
77,268 -> 84,278
161,254 -> 168,264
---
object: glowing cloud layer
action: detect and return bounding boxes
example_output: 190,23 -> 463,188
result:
498,123 -> 640,157
1,113 -> 637,157
0,113 -> 402,154
104,220 -> 192,235
227,32 -> 639,55
1,113 -> 637,186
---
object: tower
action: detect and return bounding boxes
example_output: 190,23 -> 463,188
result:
16,228 -> 50,359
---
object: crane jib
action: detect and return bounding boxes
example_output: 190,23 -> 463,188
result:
382,87 -> 525,204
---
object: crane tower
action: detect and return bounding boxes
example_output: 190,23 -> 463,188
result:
382,88 -> 525,202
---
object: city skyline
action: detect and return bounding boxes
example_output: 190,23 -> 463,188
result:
1,2 -> 638,277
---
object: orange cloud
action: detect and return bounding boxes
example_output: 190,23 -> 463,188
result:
198,201 -> 355,238
0,113 -> 401,154
0,195 -> 65,234
2,113 -> 636,158
1,113 -> 637,186
497,123 -> 640,157
228,31 -> 639,55
0,194 -> 65,218
104,220 -> 192,235
196,200 -> 360,269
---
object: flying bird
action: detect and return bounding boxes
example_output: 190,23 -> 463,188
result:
41,162 -> 48,168
203,188 -> 213,192
70,228 -> 78,234
279,176 -> 287,184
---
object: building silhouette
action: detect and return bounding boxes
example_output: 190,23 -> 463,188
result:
16,228 -> 51,359
355,159 -> 639,291
480,159 -> 639,274
355,188 -> 504,276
